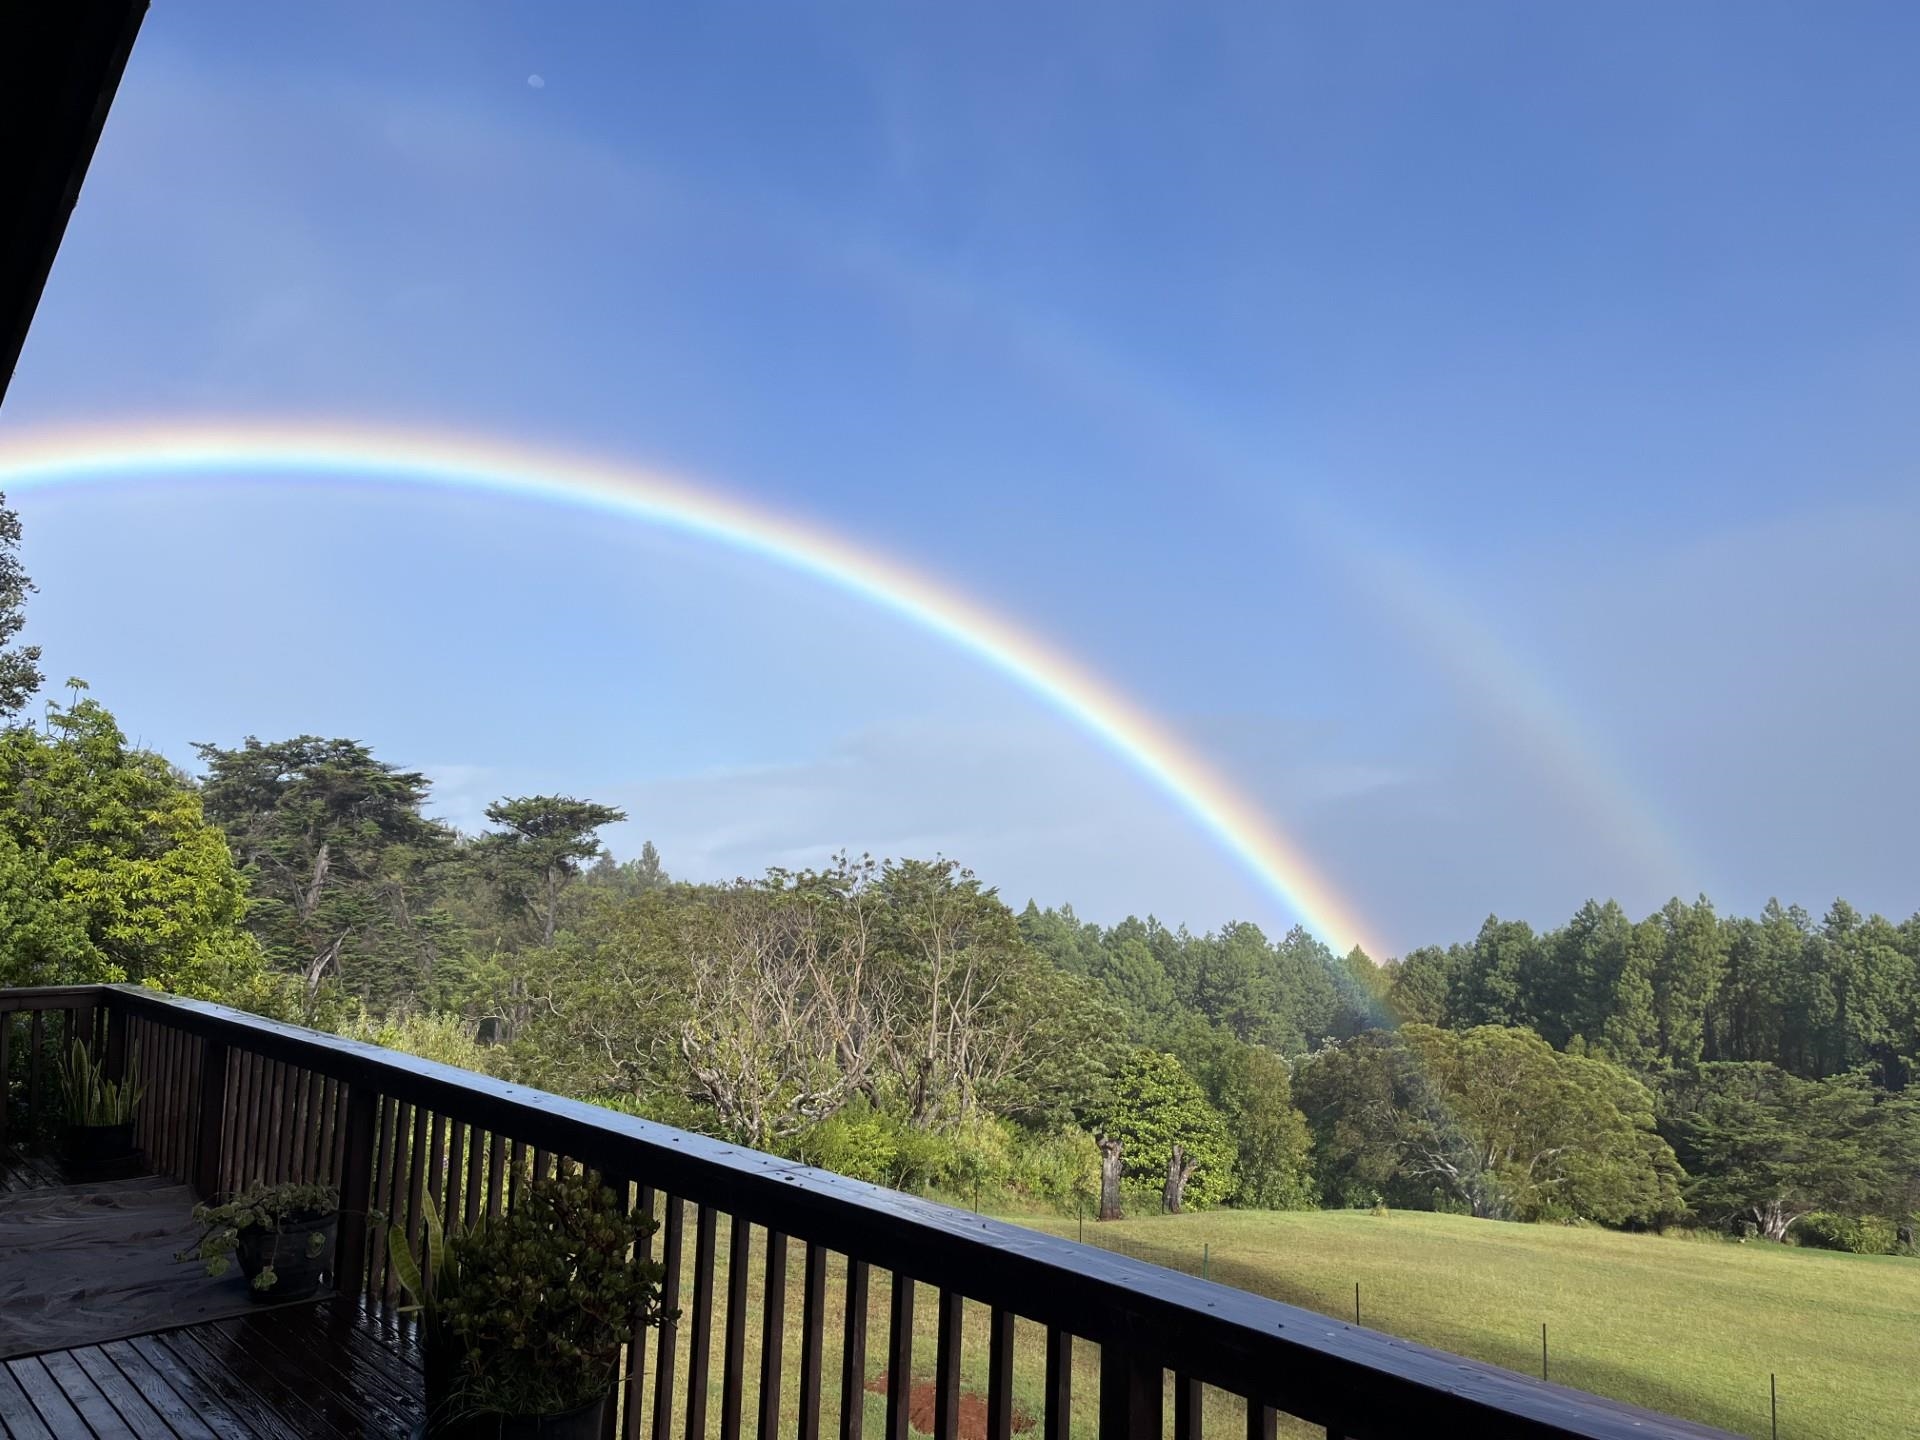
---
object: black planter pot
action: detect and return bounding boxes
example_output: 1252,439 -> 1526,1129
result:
416,1396 -> 608,1440
61,1122 -> 141,1181
418,1345 -> 610,1439
235,1210 -> 337,1302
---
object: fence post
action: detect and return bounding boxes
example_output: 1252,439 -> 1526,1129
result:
333,1082 -> 379,1294
192,1039 -> 230,1199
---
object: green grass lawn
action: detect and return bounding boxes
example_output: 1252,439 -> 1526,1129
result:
1017,1207 -> 1920,1439
608,1202 -> 1913,1438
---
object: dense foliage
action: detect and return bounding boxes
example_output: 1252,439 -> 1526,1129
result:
2,493 -> 1915,1249
434,1174 -> 665,1417
0,492 -> 41,719
0,689 -> 282,1007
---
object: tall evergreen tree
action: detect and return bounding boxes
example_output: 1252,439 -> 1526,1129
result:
195,736 -> 451,1016
1652,896 -> 1727,1065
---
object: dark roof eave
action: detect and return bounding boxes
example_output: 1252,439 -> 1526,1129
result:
0,0 -> 148,410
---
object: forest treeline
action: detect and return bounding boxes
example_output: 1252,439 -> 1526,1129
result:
1,494 -> 1916,1250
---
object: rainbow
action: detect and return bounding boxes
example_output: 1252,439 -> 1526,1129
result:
0,419 -> 1384,957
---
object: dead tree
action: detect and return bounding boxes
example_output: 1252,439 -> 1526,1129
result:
1097,1134 -> 1124,1221
1163,1141 -> 1201,1214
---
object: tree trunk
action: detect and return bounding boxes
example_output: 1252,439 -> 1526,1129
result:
1097,1135 -> 1124,1221
1754,1199 -> 1796,1243
1164,1142 -> 1199,1215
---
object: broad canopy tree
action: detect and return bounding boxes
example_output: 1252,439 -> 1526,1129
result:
0,692 -> 277,1006
1090,1048 -> 1235,1215
872,858 -> 1101,1130
1295,1024 -> 1685,1225
1660,1063 -> 1920,1241
674,860 -> 882,1149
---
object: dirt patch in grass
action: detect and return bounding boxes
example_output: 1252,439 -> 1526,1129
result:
868,1370 -> 1035,1438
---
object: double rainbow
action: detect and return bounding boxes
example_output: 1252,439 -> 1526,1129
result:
0,420 -> 1382,957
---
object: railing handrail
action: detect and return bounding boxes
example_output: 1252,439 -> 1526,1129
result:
3,984 -> 1734,1439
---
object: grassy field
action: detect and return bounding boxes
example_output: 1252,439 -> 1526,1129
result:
1019,1207 -> 1920,1439
604,1202 -> 1915,1438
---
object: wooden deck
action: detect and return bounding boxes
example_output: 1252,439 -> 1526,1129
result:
0,1299 -> 423,1439
0,1150 -> 422,1437
0,1151 -> 68,1196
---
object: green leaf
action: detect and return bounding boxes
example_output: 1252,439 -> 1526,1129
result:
387,1222 -> 423,1301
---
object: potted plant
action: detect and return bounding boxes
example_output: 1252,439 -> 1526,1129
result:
178,1181 -> 340,1301
388,1172 -> 666,1438
57,1039 -> 144,1179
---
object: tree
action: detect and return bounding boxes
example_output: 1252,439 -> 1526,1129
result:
1661,1064 -> 1920,1240
0,692 -> 279,1008
1332,945 -> 1391,1039
1651,896 -> 1727,1065
1710,902 -> 1802,1066
1090,1049 -> 1234,1213
674,863 -> 880,1148
1295,1025 -> 1683,1224
1455,917 -> 1539,1028
195,737 -> 451,1017
1599,918 -> 1661,1067
1212,1045 -> 1315,1209
1400,1025 -> 1683,1223
0,493 -> 42,718
1293,1030 -> 1415,1208
1092,935 -> 1177,1026
504,886 -> 688,1104
470,794 -> 625,1041
1386,945 -> 1456,1026
475,795 -> 627,949
1096,1134 -> 1124,1221
584,841 -> 671,898
1814,901 -> 1911,1085
874,858 -> 1092,1129
1534,900 -> 1633,1048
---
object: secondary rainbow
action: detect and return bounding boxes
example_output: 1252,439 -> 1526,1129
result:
0,419 -> 1384,957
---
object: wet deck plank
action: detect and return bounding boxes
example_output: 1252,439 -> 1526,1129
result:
0,1300 -> 422,1439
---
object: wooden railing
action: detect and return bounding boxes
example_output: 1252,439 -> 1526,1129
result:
0,986 -> 1736,1440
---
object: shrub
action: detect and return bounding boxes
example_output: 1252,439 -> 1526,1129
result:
1795,1213 -> 1896,1254
341,1006 -> 493,1073
177,1181 -> 339,1288
430,1173 -> 666,1418
794,1105 -> 899,1185
882,1116 -> 957,1191
1006,1126 -> 1099,1211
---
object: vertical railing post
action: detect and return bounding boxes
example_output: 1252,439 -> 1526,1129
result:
0,1008 -> 12,1151
74,1004 -> 97,1065
104,1000 -> 128,1082
26,1012 -> 44,1136
333,1082 -> 379,1295
1098,1346 -> 1162,1440
192,1038 -> 230,1199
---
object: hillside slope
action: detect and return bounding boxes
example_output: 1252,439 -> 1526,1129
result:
1018,1208 -> 1919,1439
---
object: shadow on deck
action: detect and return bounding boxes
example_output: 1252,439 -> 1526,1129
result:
0,1150 -> 421,1439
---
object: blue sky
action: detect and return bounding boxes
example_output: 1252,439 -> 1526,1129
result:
6,2 -> 1919,953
